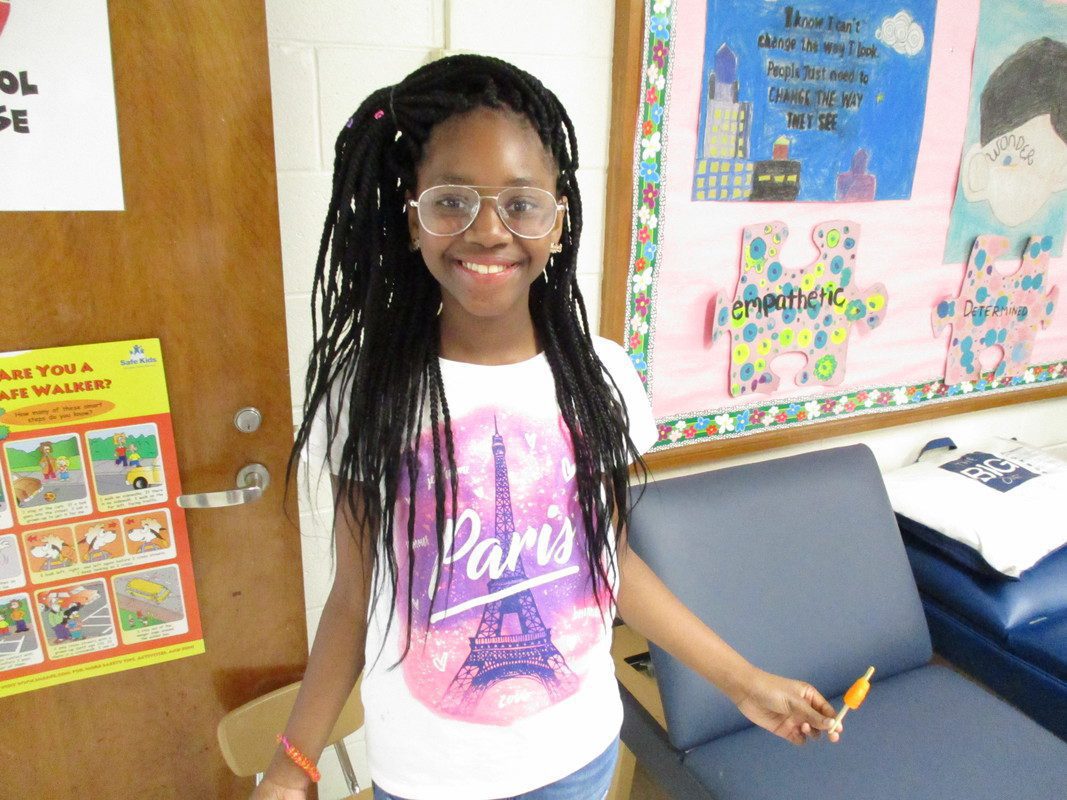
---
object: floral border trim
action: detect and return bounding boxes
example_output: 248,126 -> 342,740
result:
622,1 -> 1067,452
651,362 -> 1067,448
624,0 -> 674,388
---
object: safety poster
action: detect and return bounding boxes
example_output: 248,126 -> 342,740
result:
0,339 -> 203,697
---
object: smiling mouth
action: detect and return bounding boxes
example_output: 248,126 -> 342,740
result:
457,260 -> 517,275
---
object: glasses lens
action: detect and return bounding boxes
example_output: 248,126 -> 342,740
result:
418,186 -> 479,235
497,187 -> 558,238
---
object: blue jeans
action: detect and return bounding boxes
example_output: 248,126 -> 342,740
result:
372,736 -> 619,800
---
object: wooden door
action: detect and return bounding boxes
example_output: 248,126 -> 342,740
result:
2,3 -> 309,797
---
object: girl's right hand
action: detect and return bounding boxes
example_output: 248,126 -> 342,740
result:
249,776 -> 308,800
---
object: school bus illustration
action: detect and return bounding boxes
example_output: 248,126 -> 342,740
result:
127,578 -> 170,604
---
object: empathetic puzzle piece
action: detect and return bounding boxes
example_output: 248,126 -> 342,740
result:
933,234 -> 1059,384
711,221 -> 888,397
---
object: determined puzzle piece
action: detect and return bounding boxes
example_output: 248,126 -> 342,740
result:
711,221 -> 888,397
933,234 -> 1059,384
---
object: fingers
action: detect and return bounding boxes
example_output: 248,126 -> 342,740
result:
796,685 -> 836,733
804,683 -> 838,722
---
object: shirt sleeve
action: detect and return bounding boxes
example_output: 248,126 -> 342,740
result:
594,337 -> 659,458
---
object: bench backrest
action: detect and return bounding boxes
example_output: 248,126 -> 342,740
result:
628,445 -> 931,750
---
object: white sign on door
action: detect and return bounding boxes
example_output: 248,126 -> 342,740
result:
0,0 -> 124,211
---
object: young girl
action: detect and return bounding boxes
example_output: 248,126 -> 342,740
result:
257,54 -> 841,800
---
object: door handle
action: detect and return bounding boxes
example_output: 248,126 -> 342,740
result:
177,463 -> 270,509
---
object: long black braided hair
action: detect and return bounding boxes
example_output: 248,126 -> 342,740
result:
290,54 -> 648,663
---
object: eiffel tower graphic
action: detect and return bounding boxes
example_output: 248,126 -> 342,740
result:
441,419 -> 575,713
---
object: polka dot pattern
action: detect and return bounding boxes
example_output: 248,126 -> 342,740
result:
712,221 -> 888,396
932,234 -> 1059,384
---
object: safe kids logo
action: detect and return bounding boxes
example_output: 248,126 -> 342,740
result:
940,451 -> 1040,493
120,344 -> 158,368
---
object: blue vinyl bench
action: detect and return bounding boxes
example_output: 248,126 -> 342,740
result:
622,444 -> 1067,800
899,515 -> 1067,741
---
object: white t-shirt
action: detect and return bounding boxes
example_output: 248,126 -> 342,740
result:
306,336 -> 657,799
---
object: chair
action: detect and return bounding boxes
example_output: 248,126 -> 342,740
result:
621,444 -> 1067,799
218,674 -> 372,799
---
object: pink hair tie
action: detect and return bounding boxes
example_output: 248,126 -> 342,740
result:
374,109 -> 385,120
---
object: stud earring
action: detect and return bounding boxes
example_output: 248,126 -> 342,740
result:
410,237 -> 421,252
549,243 -> 562,254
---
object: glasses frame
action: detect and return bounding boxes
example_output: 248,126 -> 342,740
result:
407,184 -> 566,240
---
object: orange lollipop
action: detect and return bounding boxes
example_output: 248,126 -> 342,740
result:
831,666 -> 874,734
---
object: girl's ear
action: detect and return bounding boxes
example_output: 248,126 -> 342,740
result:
405,190 -> 421,247
551,195 -> 568,246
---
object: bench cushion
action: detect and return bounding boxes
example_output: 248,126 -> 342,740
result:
683,666 -> 1067,800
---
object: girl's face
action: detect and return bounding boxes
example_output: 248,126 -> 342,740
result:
409,107 -> 565,323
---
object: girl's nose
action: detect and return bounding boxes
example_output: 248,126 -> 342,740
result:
463,199 -> 512,247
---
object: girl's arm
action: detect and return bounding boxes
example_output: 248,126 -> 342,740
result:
615,540 -> 841,745
253,477 -> 375,798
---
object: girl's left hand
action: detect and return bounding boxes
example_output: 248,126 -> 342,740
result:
735,668 -> 842,745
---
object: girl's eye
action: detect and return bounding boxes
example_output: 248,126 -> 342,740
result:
505,196 -> 543,215
433,195 -> 473,212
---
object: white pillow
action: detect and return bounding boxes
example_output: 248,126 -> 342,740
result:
883,438 -> 1067,577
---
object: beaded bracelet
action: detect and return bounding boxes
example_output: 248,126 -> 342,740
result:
276,734 -> 321,783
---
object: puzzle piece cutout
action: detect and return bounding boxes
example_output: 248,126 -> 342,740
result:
711,221 -> 888,396
933,234 -> 1059,385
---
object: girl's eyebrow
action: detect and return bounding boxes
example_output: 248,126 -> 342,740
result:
436,174 -> 538,187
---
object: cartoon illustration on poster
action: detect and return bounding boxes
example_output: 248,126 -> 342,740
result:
0,462 -> 13,530
3,434 -> 91,525
112,564 -> 188,645
85,423 -> 168,511
0,533 -> 26,591
35,578 -> 117,659
943,0 -> 1067,262
0,340 -> 203,697
693,0 -> 937,201
0,593 -> 44,672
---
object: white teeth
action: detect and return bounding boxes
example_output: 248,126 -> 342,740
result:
461,261 -> 509,275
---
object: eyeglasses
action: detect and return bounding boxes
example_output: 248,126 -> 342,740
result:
408,185 -> 565,239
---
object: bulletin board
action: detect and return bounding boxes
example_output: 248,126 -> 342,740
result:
602,0 -> 1067,469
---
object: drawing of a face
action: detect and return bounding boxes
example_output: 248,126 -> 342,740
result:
963,114 -> 1067,227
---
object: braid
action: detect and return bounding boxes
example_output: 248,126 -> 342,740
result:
289,54 -> 647,665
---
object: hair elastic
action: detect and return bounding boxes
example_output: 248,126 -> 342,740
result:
374,109 -> 385,120
276,734 -> 320,783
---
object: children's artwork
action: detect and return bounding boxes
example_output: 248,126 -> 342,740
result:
2,434 -> 90,525
711,221 -> 887,395
943,0 -> 1067,262
934,234 -> 1060,383
692,0 -> 936,202
85,423 -> 167,511
0,592 -> 44,672
0,0 -> 124,210
0,340 -> 203,697
607,0 -> 1067,458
